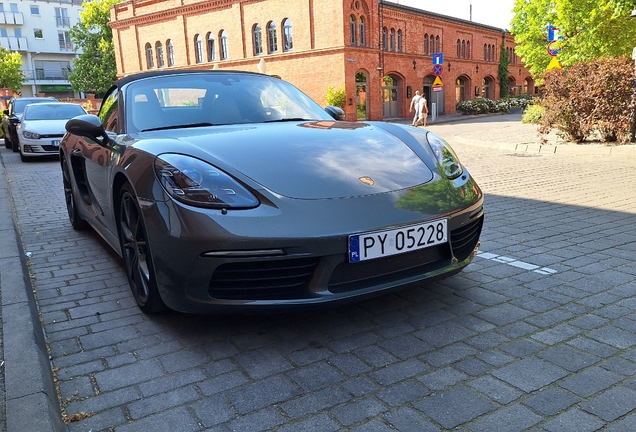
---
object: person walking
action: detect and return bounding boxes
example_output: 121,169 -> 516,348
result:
416,96 -> 429,127
409,90 -> 422,126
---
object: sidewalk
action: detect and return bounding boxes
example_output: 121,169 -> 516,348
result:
1,140 -> 65,431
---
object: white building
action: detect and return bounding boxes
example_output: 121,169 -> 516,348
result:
0,0 -> 84,98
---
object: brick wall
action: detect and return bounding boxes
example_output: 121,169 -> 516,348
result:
110,0 -> 532,121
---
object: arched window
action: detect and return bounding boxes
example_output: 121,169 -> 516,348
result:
253,24 -> 263,55
484,44 -> 487,61
466,41 -> 470,59
167,40 -> 175,66
145,43 -> 154,69
283,18 -> 293,51
267,22 -> 277,53
390,28 -> 395,51
382,27 -> 387,51
359,17 -> 366,46
397,29 -> 403,52
207,32 -> 215,61
429,35 -> 434,54
220,30 -> 228,60
435,35 -> 440,52
423,33 -> 428,55
350,15 -> 356,45
457,39 -> 461,57
462,40 -> 466,58
194,34 -> 203,63
155,42 -> 164,68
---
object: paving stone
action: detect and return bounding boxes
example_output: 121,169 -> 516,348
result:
559,367 -> 623,398
579,386 -> 636,422
492,357 -> 568,393
287,361 -> 345,391
226,376 -> 301,415
330,397 -> 388,427
522,387 -> 579,416
537,345 -> 599,372
542,408 -> 606,432
468,375 -> 522,404
376,380 -> 430,407
413,385 -> 497,429
468,404 -> 542,432
383,407 -> 440,432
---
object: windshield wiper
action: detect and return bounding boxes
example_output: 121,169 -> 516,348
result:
142,122 -> 214,132
262,118 -> 312,123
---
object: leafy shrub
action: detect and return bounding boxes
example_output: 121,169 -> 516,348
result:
521,103 -> 545,124
324,85 -> 346,108
540,57 -> 635,143
456,96 -> 532,115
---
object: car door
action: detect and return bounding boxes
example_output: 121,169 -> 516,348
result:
70,89 -> 122,241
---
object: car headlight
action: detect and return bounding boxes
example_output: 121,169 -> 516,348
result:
426,132 -> 464,180
154,154 -> 260,209
22,130 -> 41,139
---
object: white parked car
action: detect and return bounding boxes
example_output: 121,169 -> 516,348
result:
17,102 -> 87,162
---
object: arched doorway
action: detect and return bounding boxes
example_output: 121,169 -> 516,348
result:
356,71 -> 368,120
508,76 -> 518,96
523,77 -> 534,95
381,75 -> 400,118
455,76 -> 469,104
423,75 -> 444,115
482,76 -> 494,99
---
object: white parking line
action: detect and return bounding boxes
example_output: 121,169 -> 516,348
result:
476,252 -> 557,275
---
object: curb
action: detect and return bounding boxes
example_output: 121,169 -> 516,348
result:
0,144 -> 66,432
453,136 -> 636,156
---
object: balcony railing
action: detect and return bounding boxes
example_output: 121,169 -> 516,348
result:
56,16 -> 71,27
0,11 -> 24,25
0,36 -> 28,51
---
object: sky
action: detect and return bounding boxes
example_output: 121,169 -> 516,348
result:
386,0 -> 516,30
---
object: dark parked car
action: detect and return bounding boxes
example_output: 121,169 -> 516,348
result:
3,96 -> 58,151
60,70 -> 484,314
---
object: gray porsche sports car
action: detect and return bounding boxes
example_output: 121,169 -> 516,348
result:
60,70 -> 483,314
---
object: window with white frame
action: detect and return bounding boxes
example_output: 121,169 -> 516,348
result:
30,5 -> 39,14
55,8 -> 70,27
34,29 -> 43,38
283,19 -> 293,51
58,31 -> 72,50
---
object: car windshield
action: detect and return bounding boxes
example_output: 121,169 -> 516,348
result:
14,99 -> 56,114
24,104 -> 86,121
126,73 -> 333,132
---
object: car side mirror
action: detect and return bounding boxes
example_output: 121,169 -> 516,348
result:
66,114 -> 110,145
325,106 -> 345,121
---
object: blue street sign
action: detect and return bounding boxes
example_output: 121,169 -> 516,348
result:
433,64 -> 443,76
432,53 -> 444,65
547,25 -> 564,42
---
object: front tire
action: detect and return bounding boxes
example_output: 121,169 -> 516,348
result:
61,156 -> 88,230
119,183 -> 166,313
11,131 -> 19,152
3,128 -> 12,149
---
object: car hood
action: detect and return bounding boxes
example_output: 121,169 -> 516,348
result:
21,119 -> 68,135
142,121 -> 435,199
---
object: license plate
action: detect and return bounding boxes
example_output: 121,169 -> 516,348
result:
349,219 -> 448,262
51,140 -> 61,147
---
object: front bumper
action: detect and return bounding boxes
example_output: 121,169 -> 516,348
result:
141,177 -> 484,314
19,137 -> 61,157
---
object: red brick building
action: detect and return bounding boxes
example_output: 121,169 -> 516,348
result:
109,0 -> 532,121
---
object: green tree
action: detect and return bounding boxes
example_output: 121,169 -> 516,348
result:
325,84 -> 346,108
498,37 -> 510,98
68,0 -> 120,95
511,0 -> 636,82
0,47 -> 25,92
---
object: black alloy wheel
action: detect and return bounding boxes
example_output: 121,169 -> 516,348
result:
61,156 -> 88,230
119,183 -> 166,313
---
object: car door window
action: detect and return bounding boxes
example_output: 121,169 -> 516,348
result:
98,91 -> 119,133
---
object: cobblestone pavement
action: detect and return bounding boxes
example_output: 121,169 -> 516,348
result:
2,113 -> 636,431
